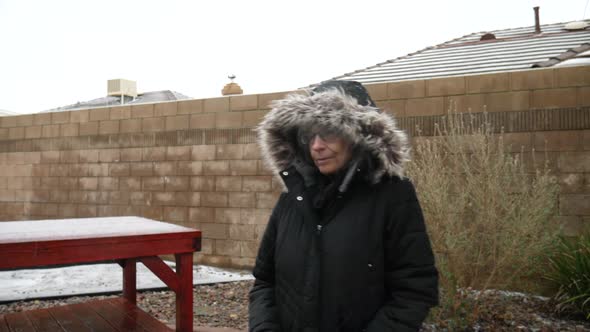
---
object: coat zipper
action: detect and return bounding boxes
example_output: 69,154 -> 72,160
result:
316,224 -> 323,236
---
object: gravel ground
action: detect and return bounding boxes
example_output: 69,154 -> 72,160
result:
1,281 -> 589,331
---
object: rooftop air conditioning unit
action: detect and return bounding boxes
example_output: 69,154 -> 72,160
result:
107,79 -> 138,98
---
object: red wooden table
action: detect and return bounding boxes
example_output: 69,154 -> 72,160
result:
0,217 -> 201,332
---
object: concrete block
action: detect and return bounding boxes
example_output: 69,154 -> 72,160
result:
120,148 -> 142,161
163,206 -> 188,222
42,124 -> 60,138
242,176 -> 272,192
228,224 -> 257,241
228,192 -> 256,208
99,120 -> 120,134
109,106 -> 131,120
51,111 -> 70,124
215,207 -> 241,224
243,110 -> 268,127
178,99 -> 204,114
34,113 -> 52,125
215,176 -> 242,192
119,177 -> 142,191
531,88 -> 577,109
190,113 -> 216,129
559,195 -> 590,215
510,69 -> 554,90
215,112 -> 243,129
388,80 -> 426,99
99,149 -> 120,162
189,207 -> 215,223
165,176 -> 190,191
90,108 -> 111,121
230,95 -> 258,111
79,149 -> 99,163
216,145 -> 243,160
25,126 -> 43,139
214,239 -> 241,256
240,208 -> 272,225
165,115 -> 190,131
204,97 -> 230,113
485,91 -> 530,112
153,161 -> 177,175
143,147 -> 167,161
130,162 -> 153,176
60,123 -> 79,137
201,192 -> 228,207
467,73 -> 510,93
131,104 -> 154,118
427,76 -> 466,96
177,161 -> 203,175
191,176 -> 216,191
79,122 -> 99,136
70,110 -> 89,123
555,66 -> 590,87
534,131 -> 581,151
120,119 -> 142,133
558,152 -> 590,172
9,127 -> 25,139
578,87 -> 590,106
166,146 -> 191,161
155,102 -> 178,116
201,222 -> 228,239
142,177 -> 165,191
142,117 -> 166,132
256,192 -> 280,209
406,97 -> 444,116
203,161 -> 230,175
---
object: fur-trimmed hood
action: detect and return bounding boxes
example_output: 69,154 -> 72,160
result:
257,88 -> 410,184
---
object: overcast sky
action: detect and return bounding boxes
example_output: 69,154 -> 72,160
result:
0,0 -> 587,114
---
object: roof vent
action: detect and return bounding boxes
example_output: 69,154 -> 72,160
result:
107,79 -> 138,98
480,33 -> 496,41
564,21 -> 589,31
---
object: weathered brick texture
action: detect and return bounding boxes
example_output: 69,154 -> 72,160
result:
0,67 -> 588,269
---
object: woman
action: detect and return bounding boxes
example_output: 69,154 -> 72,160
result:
249,80 -> 438,331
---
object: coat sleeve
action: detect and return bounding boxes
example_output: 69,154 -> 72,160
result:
248,194 -> 285,332
366,180 -> 439,332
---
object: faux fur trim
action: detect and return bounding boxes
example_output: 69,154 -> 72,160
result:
257,89 -> 410,183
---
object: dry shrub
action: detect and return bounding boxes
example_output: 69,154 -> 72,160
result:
406,112 -> 560,327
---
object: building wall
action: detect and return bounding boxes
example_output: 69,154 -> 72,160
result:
0,66 -> 589,268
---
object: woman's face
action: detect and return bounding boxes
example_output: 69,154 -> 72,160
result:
308,134 -> 352,175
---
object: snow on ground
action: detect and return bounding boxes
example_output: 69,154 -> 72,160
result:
0,262 -> 254,303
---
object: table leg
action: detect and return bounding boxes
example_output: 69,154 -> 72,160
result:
175,253 -> 193,332
123,258 -> 137,305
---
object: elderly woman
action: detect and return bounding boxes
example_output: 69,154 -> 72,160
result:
249,80 -> 438,332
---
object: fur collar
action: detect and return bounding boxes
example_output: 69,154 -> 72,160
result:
257,88 -> 410,184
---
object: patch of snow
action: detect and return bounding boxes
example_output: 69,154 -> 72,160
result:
0,262 -> 253,303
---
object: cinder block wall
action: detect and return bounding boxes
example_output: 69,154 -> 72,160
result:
0,66 -> 588,268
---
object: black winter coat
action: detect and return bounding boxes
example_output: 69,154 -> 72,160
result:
250,85 -> 439,331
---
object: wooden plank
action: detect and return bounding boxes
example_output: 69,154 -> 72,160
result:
123,259 -> 137,305
0,217 -> 198,244
87,299 -> 149,332
63,303 -> 124,332
3,311 -> 36,332
106,298 -> 171,332
139,256 -> 179,293
48,304 -> 100,332
0,316 -> 11,332
24,309 -> 64,331
0,234 -> 200,270
175,253 -> 194,332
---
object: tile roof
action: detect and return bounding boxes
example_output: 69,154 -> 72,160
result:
331,20 -> 590,84
42,90 -> 191,113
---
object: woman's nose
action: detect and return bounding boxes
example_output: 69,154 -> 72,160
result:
310,135 -> 326,150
